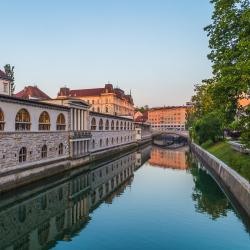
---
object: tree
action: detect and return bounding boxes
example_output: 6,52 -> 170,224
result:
204,0 -> 250,124
4,64 -> 15,94
193,112 -> 224,144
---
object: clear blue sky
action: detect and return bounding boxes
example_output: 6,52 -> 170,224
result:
0,0 -> 213,107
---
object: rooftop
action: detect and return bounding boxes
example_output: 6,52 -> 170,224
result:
15,86 -> 51,100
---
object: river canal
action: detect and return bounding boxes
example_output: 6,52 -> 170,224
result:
0,145 -> 249,250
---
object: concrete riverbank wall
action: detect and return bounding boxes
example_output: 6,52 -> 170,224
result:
190,142 -> 250,217
0,139 -> 152,194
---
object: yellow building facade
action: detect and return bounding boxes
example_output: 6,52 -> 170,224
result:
58,84 -> 134,116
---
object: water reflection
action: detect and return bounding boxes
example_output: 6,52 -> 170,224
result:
149,146 -> 188,169
0,144 -> 249,250
186,152 -> 232,220
0,146 -> 152,250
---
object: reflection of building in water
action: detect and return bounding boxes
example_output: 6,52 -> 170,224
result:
149,147 -> 187,169
89,152 -> 136,208
135,144 -> 152,170
0,151 -> 137,250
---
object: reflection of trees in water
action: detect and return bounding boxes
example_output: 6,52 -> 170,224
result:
186,151 -> 231,220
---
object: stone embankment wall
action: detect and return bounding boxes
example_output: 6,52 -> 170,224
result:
190,142 -> 250,217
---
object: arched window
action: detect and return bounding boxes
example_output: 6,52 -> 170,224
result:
56,114 -> 66,130
130,123 -> 133,130
92,139 -> 95,149
106,138 -> 109,146
106,107 -> 108,113
117,137 -> 119,144
91,117 -> 96,130
111,120 -> 114,130
100,139 -> 103,147
41,145 -> 47,158
0,108 -> 4,131
19,147 -> 27,163
92,107 -> 95,112
112,138 -> 114,145
99,119 -> 103,130
15,109 -> 31,131
39,111 -> 50,130
127,122 -> 130,130
105,120 -> 109,130
124,122 -> 126,130
120,121 -> 123,130
58,143 -> 63,155
116,121 -> 119,130
121,137 -> 123,143
97,107 -> 100,112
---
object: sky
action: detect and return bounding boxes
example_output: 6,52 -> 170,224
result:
0,0 -> 213,107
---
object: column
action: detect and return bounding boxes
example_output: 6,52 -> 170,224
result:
78,109 -> 81,131
81,110 -> 85,130
71,109 -> 74,131
74,109 -> 77,131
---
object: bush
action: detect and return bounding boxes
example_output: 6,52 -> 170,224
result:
193,112 -> 223,145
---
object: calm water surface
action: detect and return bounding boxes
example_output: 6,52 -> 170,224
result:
0,145 -> 249,250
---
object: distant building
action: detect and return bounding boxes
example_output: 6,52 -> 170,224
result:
148,106 -> 188,132
134,111 -> 148,123
57,83 -> 134,116
15,85 -> 51,100
0,69 -> 12,96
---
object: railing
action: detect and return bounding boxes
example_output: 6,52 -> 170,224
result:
71,130 -> 92,139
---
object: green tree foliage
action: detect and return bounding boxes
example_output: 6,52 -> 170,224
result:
193,112 -> 224,144
204,0 -> 250,123
188,0 -> 250,146
4,64 -> 15,94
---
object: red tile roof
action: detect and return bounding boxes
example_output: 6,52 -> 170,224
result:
69,88 -> 104,97
15,86 -> 51,100
58,84 -> 134,105
134,112 -> 148,122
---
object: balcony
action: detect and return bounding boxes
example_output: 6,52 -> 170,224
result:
70,130 -> 92,140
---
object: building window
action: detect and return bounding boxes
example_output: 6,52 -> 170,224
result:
19,147 -> 27,163
3,83 -> 8,93
124,122 -> 126,130
15,109 -> 31,131
111,120 -> 114,130
41,145 -> 47,158
116,121 -> 119,130
117,137 -> 119,144
127,123 -> 130,130
39,111 -> 50,130
92,139 -> 95,149
58,143 -> 63,155
91,117 -> 96,130
97,107 -> 100,112
100,139 -> 103,147
112,138 -> 114,145
99,119 -> 103,130
106,138 -> 109,146
121,137 -> 123,143
56,114 -> 66,130
120,121 -> 123,130
106,107 -> 108,113
0,108 -> 5,131
105,120 -> 109,130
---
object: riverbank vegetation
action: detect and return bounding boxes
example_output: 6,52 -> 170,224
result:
187,0 -> 250,148
203,141 -> 250,182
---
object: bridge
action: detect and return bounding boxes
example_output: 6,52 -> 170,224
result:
152,130 -> 189,138
152,130 -> 189,147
